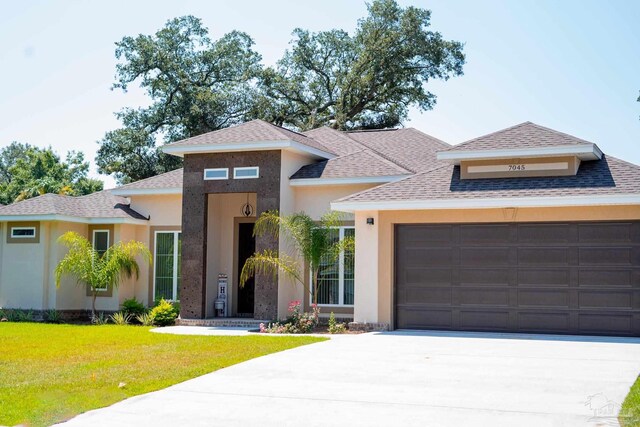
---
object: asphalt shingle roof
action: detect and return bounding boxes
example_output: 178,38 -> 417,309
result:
290,150 -> 411,179
0,191 -> 147,220
446,122 -> 593,152
113,168 -> 183,191
338,155 -> 640,203
166,119 -> 333,154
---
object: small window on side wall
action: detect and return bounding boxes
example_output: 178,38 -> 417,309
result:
204,168 -> 228,180
11,227 -> 36,238
234,166 -> 259,179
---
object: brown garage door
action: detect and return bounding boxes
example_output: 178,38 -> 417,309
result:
395,222 -> 640,336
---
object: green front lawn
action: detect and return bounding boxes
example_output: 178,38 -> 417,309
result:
621,376 -> 640,426
0,323 -> 325,427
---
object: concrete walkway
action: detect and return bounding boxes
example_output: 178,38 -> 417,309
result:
59,331 -> 640,427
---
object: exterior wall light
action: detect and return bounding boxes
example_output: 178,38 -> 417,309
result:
366,217 -> 374,225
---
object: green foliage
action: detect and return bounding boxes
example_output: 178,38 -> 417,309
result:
260,301 -> 319,334
121,297 -> 147,318
621,376 -> 640,426
109,312 -> 131,325
257,0 -> 464,130
43,309 -> 62,324
136,312 -> 155,326
91,312 -> 109,325
0,143 -> 103,205
150,299 -> 177,326
1,309 -> 35,323
97,1 -> 464,183
328,312 -> 347,334
55,232 -> 152,318
97,15 -> 262,184
0,323 -> 324,427
241,210 -> 354,305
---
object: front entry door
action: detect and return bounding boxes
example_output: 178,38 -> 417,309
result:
237,222 -> 256,316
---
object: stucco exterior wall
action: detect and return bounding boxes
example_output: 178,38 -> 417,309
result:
353,205 -> 640,328
293,184 -> 373,221
129,194 -> 182,226
0,221 -> 48,309
53,222 -> 89,310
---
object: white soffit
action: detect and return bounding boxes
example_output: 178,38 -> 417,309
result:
436,144 -> 603,165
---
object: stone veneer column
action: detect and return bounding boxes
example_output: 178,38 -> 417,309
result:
180,151 -> 281,320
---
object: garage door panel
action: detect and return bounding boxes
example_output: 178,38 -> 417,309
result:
518,224 -> 573,243
397,307 -> 452,329
459,288 -> 509,306
395,221 -> 640,336
405,268 -> 452,285
460,247 -> 510,266
460,268 -> 510,285
404,247 -> 453,266
578,313 -> 634,334
518,312 -> 571,332
578,222 -> 635,243
518,269 -> 570,286
459,224 -> 511,244
578,290 -> 634,309
518,289 -> 569,308
578,269 -> 632,287
460,310 -> 509,330
404,287 -> 451,305
518,247 -> 570,266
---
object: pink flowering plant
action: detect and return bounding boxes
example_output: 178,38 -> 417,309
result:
259,300 -> 320,334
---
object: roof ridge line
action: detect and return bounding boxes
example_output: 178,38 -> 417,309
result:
352,137 -> 418,173
448,122 -> 535,150
113,168 -> 184,190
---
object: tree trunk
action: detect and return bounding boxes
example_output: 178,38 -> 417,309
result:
91,291 -> 97,320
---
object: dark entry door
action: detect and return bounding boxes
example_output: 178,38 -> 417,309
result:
395,221 -> 640,336
237,222 -> 256,316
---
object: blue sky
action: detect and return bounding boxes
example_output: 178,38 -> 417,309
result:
1,0 -> 638,188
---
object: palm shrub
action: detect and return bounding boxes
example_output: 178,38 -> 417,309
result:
110,311 -> 131,325
55,231 -> 151,320
240,211 -> 354,306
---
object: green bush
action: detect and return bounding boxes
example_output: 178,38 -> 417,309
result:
91,312 -> 108,325
110,312 -> 131,325
121,298 -> 147,318
136,313 -> 154,326
4,309 -> 35,323
44,309 -> 62,324
328,312 -> 347,334
150,299 -> 177,326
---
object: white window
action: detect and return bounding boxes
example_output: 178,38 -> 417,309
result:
154,231 -> 182,301
203,168 -> 228,180
10,227 -> 36,238
92,230 -> 110,291
311,226 -> 355,306
233,166 -> 259,179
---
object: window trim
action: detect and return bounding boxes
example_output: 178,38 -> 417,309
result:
309,226 -> 355,307
233,166 -> 260,179
203,168 -> 229,180
10,226 -> 36,239
92,229 -> 111,291
153,230 -> 181,302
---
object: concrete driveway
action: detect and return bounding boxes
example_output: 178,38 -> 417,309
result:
60,331 -> 640,427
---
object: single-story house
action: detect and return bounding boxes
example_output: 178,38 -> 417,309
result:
0,119 -> 638,335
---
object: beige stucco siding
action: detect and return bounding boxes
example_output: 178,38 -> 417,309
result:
353,205 -> 640,328
294,184 -> 373,221
52,222 -> 89,310
129,194 -> 182,226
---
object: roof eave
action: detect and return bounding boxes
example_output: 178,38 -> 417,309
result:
290,175 -> 409,187
331,193 -> 640,213
0,214 -> 149,225
436,144 -> 603,165
111,187 -> 183,196
162,140 -> 335,160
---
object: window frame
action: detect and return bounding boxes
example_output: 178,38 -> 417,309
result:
153,230 -> 182,302
233,166 -> 260,179
10,226 -> 36,239
203,168 -> 229,180
309,225 -> 355,307
92,229 -> 111,291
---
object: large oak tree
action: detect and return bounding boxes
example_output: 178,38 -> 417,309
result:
97,1 -> 465,184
